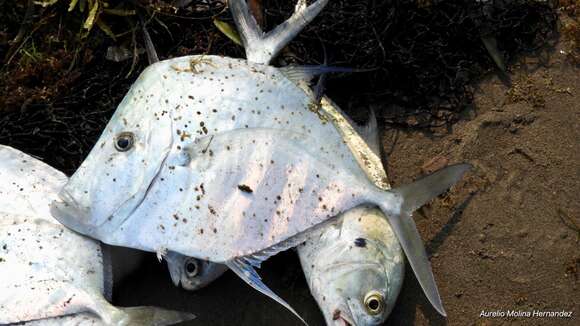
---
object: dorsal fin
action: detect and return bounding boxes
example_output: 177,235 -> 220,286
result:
279,65 -> 364,87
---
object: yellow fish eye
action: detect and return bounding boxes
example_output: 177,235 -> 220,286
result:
115,132 -> 134,152
364,291 -> 384,315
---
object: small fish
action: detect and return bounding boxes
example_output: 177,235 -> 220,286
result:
165,251 -> 228,290
50,0 -> 469,322
0,145 -> 194,325
298,111 -> 404,325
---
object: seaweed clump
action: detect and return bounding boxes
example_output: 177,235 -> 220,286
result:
0,0 -> 559,173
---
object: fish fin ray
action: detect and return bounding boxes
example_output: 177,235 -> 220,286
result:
279,65 -> 365,87
355,108 -> 381,157
397,163 -> 471,212
226,258 -> 308,325
230,0 -> 330,64
377,164 -> 471,316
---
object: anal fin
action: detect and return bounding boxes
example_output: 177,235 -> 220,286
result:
226,259 -> 309,325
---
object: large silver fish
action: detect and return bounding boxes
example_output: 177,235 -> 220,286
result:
175,111 -> 406,326
0,145 -> 194,325
49,0 -> 469,320
298,110 -> 404,326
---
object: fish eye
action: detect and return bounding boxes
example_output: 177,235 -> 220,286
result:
184,258 -> 199,277
115,132 -> 134,152
363,291 -> 384,315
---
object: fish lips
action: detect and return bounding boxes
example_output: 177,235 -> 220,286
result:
332,308 -> 355,326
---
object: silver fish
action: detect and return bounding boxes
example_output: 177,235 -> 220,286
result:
0,145 -> 194,325
165,250 -> 227,290
50,0 -> 469,321
298,111 -> 404,326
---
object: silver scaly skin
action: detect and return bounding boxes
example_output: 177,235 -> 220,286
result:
0,145 -> 194,325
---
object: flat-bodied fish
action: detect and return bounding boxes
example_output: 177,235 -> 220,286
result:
50,0 -> 469,321
298,111 -> 404,326
0,145 -> 194,325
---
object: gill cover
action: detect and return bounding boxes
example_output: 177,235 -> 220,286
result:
51,64 -> 174,240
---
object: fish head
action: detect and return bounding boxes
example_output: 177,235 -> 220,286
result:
308,207 -> 404,326
51,64 -> 174,239
165,252 -> 227,290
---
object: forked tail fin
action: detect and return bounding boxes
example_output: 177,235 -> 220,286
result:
120,306 -> 195,326
229,0 -> 330,64
377,163 -> 471,316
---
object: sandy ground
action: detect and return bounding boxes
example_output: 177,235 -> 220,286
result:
0,3 -> 577,325
112,41 -> 579,326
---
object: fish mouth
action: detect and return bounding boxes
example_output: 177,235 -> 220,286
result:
50,189 -> 95,236
332,309 -> 355,326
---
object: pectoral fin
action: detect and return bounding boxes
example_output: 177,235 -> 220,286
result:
226,258 -> 308,325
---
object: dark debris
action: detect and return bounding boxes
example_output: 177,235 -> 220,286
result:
0,0 -> 559,173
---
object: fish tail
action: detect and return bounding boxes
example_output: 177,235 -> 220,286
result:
119,306 -> 195,326
375,163 -> 471,317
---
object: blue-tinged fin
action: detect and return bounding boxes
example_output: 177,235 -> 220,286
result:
279,65 -> 371,86
226,258 -> 309,325
481,35 -> 506,72
376,163 -> 471,317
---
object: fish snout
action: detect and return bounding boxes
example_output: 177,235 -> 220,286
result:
50,188 -> 94,236
332,309 -> 354,326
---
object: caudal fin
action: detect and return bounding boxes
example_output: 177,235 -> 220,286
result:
378,163 -> 471,316
120,306 -> 195,326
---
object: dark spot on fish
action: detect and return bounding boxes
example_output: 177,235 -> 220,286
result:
213,228 -> 217,233
276,195 -> 281,200
173,214 -> 179,220
354,238 -> 367,248
208,206 -> 216,215
2,244 -> 6,250
238,184 -> 253,193
199,228 -> 204,234
332,310 -> 341,321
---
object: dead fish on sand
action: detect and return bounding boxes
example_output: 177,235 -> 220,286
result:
0,145 -> 194,325
50,0 -> 470,321
298,110 -> 404,326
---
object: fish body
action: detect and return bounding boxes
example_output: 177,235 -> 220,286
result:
299,206 -> 404,326
298,111 -> 404,325
0,145 -> 194,325
50,54 -> 470,319
51,55 -> 401,262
